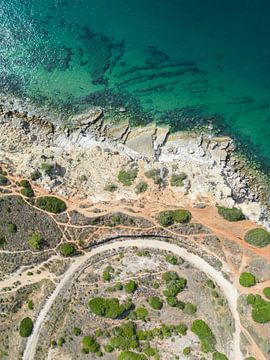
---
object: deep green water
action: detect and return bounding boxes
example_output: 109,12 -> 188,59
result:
1,0 -> 270,171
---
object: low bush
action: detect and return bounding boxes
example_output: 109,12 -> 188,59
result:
157,209 -> 191,226
135,307 -> 148,321
59,243 -> 76,257
0,236 -> 6,247
41,163 -> 53,175
36,196 -> 66,213
135,181 -> 148,194
104,344 -> 114,353
246,294 -> 270,323
144,169 -> 162,184
88,297 -> 132,319
82,336 -> 100,353
28,233 -> 43,250
73,327 -> 82,336
27,300 -> 34,310
263,287 -> 270,299
30,170 -> 42,181
212,352 -> 228,360
170,173 -> 187,187
125,280 -> 137,294
244,228 -> 270,248
217,206 -> 245,221
19,317 -> 33,337
7,222 -> 17,233
149,296 -> 163,310
172,209 -> 192,224
118,351 -> 147,360
191,319 -> 216,353
118,169 -> 138,186
183,347 -> 191,355
0,175 -> 8,185
184,302 -> 197,315
239,272 -> 256,287
21,187 -> 34,197
165,255 -> 178,265
104,183 -> 118,192
58,337 -> 65,347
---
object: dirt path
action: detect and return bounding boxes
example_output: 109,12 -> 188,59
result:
23,238 -> 243,360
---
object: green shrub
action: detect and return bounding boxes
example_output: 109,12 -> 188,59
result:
166,296 -> 178,307
157,211 -> 174,227
7,222 -> 17,233
191,319 -> 216,353
82,336 -> 100,353
20,180 -> 31,188
217,206 -> 245,221
27,300 -> 34,310
118,351 -> 147,360
162,271 -> 179,281
206,279 -> 215,289
58,337 -> 65,347
149,296 -> 163,310
0,175 -> 8,185
172,209 -> 191,224
28,233 -> 43,250
30,170 -> 42,181
239,272 -> 256,287
247,295 -> 270,323
88,297 -> 131,319
170,173 -> 187,187
244,228 -> 270,248
165,255 -> 178,265
175,323 -> 188,336
118,169 -> 138,186
163,278 -> 187,297
36,196 -> 66,213
104,344 -> 114,353
125,280 -> 137,294
145,169 -> 162,184
263,287 -> 270,299
21,187 -> 34,197
135,181 -> 148,194
183,347 -> 191,355
19,317 -> 33,337
184,303 -> 197,315
212,352 -> 228,360
41,163 -> 53,175
103,270 -> 112,282
104,183 -> 118,192
135,307 -> 148,321
0,236 -> 6,247
59,243 -> 76,257
73,327 -> 82,336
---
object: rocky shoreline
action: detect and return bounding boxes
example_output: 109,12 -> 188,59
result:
0,94 -> 269,230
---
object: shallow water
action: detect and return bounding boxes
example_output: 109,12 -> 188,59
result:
1,0 -> 270,171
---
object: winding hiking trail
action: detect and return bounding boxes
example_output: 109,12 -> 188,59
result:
23,238 -> 242,360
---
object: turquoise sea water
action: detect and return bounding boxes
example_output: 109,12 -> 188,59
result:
1,0 -> 270,171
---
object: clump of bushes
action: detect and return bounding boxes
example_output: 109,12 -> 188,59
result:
104,183 -> 118,192
263,287 -> 270,299
239,272 -> 256,287
125,280 -> 137,294
19,317 -> 33,337
0,237 -> 6,247
110,322 -> 139,351
0,175 -> 9,185
7,222 -> 17,233
191,319 -> 216,353
135,181 -> 148,194
149,296 -> 163,310
41,163 -> 54,176
135,307 -> 148,321
118,351 -> 147,360
59,243 -> 76,257
20,179 -> 34,197
217,206 -> 245,221
73,327 -> 82,336
212,352 -> 228,360
27,300 -> 34,310
118,168 -> 138,186
246,294 -> 270,323
157,209 -> 191,227
144,169 -> 162,185
30,170 -> 42,181
165,255 -> 178,265
244,228 -> 270,248
36,196 -> 67,213
82,335 -> 100,353
170,173 -> 187,187
103,266 -> 114,282
28,233 -> 43,250
88,297 -> 132,319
